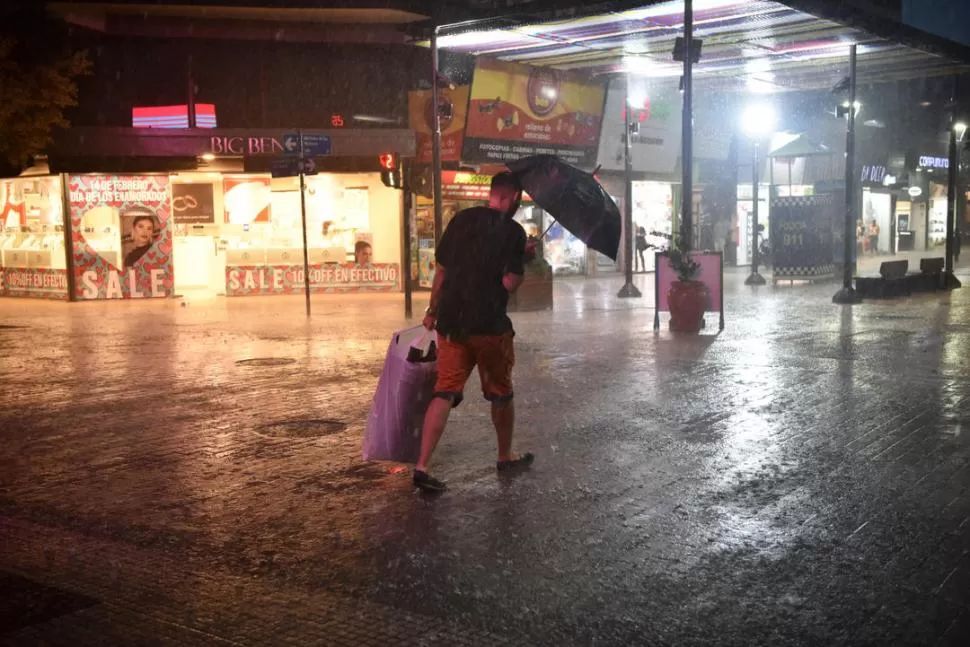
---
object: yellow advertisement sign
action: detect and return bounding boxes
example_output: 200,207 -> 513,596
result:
408,85 -> 469,164
464,58 -> 606,167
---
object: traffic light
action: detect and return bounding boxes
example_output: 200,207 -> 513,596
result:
379,153 -> 402,189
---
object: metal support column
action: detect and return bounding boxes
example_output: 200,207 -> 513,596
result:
833,44 -> 862,304
617,78 -> 642,298
945,78 -> 962,289
681,0 -> 694,251
744,141 -> 766,285
430,28 -> 444,247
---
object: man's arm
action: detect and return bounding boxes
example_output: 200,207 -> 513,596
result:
502,225 -> 527,293
422,265 -> 445,329
502,271 -> 524,293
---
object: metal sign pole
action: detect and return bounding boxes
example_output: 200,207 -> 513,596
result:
402,159 -> 414,318
298,130 -> 312,317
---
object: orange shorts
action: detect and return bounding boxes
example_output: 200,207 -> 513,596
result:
434,333 -> 515,406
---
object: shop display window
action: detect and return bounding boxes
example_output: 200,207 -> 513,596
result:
215,172 -> 402,296
0,177 -> 67,269
632,181 -> 674,272
1,176 -> 70,299
735,184 -> 770,266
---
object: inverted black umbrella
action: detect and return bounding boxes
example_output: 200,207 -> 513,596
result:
507,154 -> 621,261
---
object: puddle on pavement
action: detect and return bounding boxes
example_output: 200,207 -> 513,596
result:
235,357 -> 297,367
255,418 -> 347,438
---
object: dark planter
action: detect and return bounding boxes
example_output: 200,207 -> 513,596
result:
667,280 -> 708,332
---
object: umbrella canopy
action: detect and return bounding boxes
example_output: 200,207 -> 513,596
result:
507,155 -> 621,261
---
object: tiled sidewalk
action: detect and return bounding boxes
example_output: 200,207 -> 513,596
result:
1,270 -> 968,645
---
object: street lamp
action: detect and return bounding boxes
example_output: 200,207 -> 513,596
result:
741,103 -> 777,286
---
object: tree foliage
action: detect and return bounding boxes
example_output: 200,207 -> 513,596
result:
0,8 -> 90,175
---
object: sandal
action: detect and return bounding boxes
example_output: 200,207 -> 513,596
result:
497,452 -> 535,472
413,470 -> 447,492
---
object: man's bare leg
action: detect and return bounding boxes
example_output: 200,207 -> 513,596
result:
492,399 -> 516,462
416,396 -> 453,473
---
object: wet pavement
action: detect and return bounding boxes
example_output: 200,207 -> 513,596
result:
1,263 -> 969,646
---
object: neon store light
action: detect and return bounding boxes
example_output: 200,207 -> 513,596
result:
132,104 -> 218,128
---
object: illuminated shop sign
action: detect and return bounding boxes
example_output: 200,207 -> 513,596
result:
133,104 -> 217,129
918,155 -> 949,169
860,165 -> 887,183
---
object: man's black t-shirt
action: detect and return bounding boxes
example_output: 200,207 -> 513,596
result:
434,207 -> 526,338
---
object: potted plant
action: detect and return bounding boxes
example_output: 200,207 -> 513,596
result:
656,232 -> 709,332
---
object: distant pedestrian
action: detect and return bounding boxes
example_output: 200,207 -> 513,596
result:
635,226 -> 648,272
868,220 -> 880,256
413,172 -> 536,492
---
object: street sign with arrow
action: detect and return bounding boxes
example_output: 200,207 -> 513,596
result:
270,156 -> 317,178
282,132 -> 332,157
275,130 -> 331,318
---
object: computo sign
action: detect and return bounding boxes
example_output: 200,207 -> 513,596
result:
919,156 -> 949,169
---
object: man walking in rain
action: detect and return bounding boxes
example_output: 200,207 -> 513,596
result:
414,172 -> 536,491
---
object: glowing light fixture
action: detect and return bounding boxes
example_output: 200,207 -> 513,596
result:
741,103 -> 777,138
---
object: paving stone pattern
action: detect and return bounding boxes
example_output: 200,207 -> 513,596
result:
1,264 -> 969,646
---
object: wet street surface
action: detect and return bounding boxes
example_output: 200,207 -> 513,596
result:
2,267 -> 970,646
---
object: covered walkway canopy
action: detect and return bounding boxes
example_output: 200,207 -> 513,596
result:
432,0 -> 968,91
424,0 -> 970,300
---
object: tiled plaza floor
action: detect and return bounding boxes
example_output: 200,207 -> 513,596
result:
1,261 -> 969,645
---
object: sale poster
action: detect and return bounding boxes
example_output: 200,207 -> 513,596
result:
409,85 -> 469,164
3,268 -> 69,300
462,58 -> 606,167
226,262 -> 401,296
68,175 -> 173,300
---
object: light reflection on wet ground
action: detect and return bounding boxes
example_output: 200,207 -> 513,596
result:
1,266 -> 969,645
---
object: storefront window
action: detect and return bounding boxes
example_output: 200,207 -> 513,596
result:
218,172 -> 401,296
535,210 -> 587,276
413,198 -> 465,288
861,190 -> 892,255
928,183 -> 947,248
1,176 -> 69,299
736,183 -> 770,266
632,181 -> 673,272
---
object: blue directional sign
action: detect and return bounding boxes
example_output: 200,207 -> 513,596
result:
270,156 -> 317,178
281,132 -> 332,157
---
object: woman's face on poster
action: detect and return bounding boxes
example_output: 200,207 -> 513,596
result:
132,218 -> 155,246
